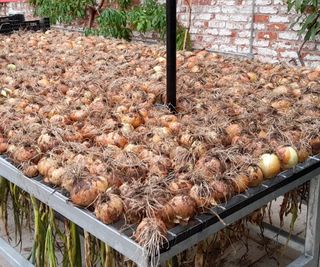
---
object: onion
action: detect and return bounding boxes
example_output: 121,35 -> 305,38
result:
189,184 -> 217,208
271,100 -> 291,111
48,167 -> 66,186
191,141 -> 207,158
70,176 -> 109,207
23,165 -> 39,178
0,142 -> 8,153
96,132 -> 128,148
6,144 -> 17,155
120,113 -> 144,128
69,109 -> 87,122
81,124 -> 99,139
134,217 -> 167,244
38,133 -> 57,152
272,85 -> 288,96
168,179 -> 193,195
37,158 -> 57,177
297,147 -> 310,163
167,195 -> 196,223
210,180 -> 231,201
179,133 -> 194,147
276,146 -> 298,169
120,123 -> 134,136
195,156 -> 222,177
247,166 -> 264,187
124,144 -> 144,155
13,147 -> 36,163
258,153 -> 281,179
310,138 -> 320,154
225,124 -> 242,138
167,121 -> 182,133
95,192 -> 124,224
232,174 -> 249,193
160,115 -> 177,127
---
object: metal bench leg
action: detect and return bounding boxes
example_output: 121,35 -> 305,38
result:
288,174 -> 320,267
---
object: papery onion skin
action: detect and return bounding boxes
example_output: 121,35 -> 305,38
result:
168,195 -> 197,223
95,193 -> 124,224
297,148 -> 310,163
189,184 -> 217,208
0,142 -> 8,153
258,153 -> 281,179
134,217 -> 167,243
232,174 -> 249,193
247,166 -> 264,187
276,146 -> 298,169
70,177 -> 109,207
168,179 -> 193,195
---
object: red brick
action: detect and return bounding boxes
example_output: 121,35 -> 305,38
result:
267,23 -> 287,31
254,15 -> 269,23
257,31 -> 277,40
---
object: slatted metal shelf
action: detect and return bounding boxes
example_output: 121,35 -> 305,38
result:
0,154 -> 319,267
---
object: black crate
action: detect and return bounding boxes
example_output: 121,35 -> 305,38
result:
0,14 -> 25,24
0,17 -> 50,35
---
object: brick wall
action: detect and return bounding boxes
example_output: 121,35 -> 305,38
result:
0,2 -> 33,19
1,1 -> 319,67
177,0 -> 320,67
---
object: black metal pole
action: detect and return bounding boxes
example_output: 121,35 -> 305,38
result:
166,0 -> 177,112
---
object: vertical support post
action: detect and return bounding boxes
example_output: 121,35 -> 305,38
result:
166,0 -> 177,112
304,175 -> 320,266
288,175 -> 320,267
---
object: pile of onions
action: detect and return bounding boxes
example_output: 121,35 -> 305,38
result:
0,30 -> 318,254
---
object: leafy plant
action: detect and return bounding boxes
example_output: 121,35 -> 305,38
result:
30,0 -> 192,49
127,0 -> 167,39
92,8 -> 132,40
287,0 -> 320,64
29,0 -> 94,24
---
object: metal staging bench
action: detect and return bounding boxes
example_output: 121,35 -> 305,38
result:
0,155 -> 320,267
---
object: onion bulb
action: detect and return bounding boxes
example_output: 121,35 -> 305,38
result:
179,133 -> 194,147
134,217 -> 167,245
95,192 -> 123,224
225,124 -> 242,139
167,195 -> 196,223
232,174 -> 249,193
48,167 -> 66,186
276,146 -> 298,169
210,180 -> 232,201
168,179 -> 193,195
247,166 -> 264,187
23,165 -> 39,178
258,153 -> 281,179
297,147 -> 310,163
69,109 -> 87,122
310,138 -> 320,154
70,176 -> 109,207
13,147 -> 36,163
189,184 -> 217,208
160,115 -> 177,127
0,142 -> 8,153
37,133 -> 57,152
37,158 -> 58,177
